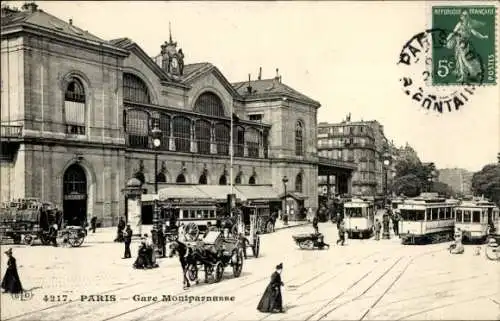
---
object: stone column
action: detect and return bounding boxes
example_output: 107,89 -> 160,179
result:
210,123 -> 217,154
169,120 -> 175,151
190,120 -> 197,153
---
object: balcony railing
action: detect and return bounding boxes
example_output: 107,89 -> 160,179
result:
0,125 -> 23,138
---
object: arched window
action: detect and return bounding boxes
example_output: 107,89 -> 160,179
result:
158,113 -> 170,151
173,116 -> 191,153
295,121 -> 304,156
249,176 -> 256,185
64,78 -> 86,135
195,120 -> 211,154
219,175 -> 227,185
126,109 -> 149,148
156,172 -> 166,183
234,126 -> 245,157
176,173 -> 186,183
123,73 -> 151,104
235,174 -> 242,185
194,92 -> 225,117
199,173 -> 208,185
246,127 -> 259,158
295,173 -> 303,193
215,123 -> 230,155
63,164 -> 87,195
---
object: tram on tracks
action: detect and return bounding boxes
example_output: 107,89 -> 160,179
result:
343,197 -> 375,239
454,198 -> 499,243
390,197 -> 406,215
399,194 -> 458,245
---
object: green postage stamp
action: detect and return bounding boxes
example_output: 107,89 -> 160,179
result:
432,6 -> 496,85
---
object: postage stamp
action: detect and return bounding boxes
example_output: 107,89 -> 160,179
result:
431,6 -> 496,85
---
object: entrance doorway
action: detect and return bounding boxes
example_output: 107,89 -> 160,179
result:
63,163 -> 87,226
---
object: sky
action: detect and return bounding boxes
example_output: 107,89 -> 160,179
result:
7,1 -> 499,172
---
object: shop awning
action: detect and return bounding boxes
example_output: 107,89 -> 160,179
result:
235,185 -> 281,201
279,191 -> 308,200
157,186 -> 211,201
196,185 -> 247,201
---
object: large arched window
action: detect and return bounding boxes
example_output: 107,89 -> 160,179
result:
173,116 -> 191,153
158,113 -> 170,151
234,126 -> 245,157
123,73 -> 151,104
246,127 -> 259,158
195,120 -> 211,154
126,109 -> 149,148
235,174 -> 242,185
295,121 -> 304,156
194,92 -> 225,117
215,123 -> 230,155
295,173 -> 303,193
199,173 -> 208,184
64,78 -> 86,135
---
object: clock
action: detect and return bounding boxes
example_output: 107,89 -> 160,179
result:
169,57 -> 179,71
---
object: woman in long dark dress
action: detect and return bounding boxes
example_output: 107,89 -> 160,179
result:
257,263 -> 284,313
1,248 -> 23,293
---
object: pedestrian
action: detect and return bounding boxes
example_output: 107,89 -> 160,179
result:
336,219 -> 346,246
449,228 -> 464,254
158,227 -> 166,258
49,223 -> 58,247
90,216 -> 97,233
312,215 -> 319,234
238,233 -> 249,259
123,225 -> 133,259
374,219 -> 381,241
115,217 -> 126,242
1,248 -> 23,294
391,213 -> 399,236
257,263 -> 284,313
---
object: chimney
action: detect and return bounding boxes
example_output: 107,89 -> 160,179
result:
69,18 -> 73,25
246,74 -> 253,94
274,68 -> 280,85
258,67 -> 262,80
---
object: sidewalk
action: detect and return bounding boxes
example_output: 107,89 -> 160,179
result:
84,220 -> 310,244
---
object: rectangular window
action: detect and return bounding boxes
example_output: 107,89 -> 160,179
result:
249,114 -> 263,122
472,211 -> 481,223
456,209 -> 462,222
432,208 -> 438,220
463,210 -> 471,222
439,208 -> 445,220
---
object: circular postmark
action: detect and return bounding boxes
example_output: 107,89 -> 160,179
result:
10,289 -> 34,301
398,28 -> 485,113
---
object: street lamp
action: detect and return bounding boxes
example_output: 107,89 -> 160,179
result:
427,170 -> 436,193
282,176 -> 289,225
382,153 -> 392,240
151,124 -> 162,251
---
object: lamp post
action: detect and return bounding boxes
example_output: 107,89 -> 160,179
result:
427,170 -> 436,193
282,176 -> 289,226
382,153 -> 392,240
151,124 -> 162,250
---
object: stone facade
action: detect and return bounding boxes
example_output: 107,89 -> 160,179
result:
0,5 -> 321,226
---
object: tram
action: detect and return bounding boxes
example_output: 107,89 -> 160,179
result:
390,197 -> 405,215
343,197 -> 375,239
454,198 -> 499,243
399,193 -> 457,245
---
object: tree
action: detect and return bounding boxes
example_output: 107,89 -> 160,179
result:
392,174 -> 423,197
430,181 -> 455,197
472,164 -> 500,205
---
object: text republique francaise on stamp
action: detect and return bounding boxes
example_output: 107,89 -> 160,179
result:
398,5 -> 496,113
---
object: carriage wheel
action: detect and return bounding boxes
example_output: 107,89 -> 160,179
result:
232,249 -> 244,277
23,234 -> 35,246
184,223 -> 199,241
214,262 -> 224,282
13,234 -> 22,244
265,221 -> 274,234
68,234 -> 85,247
252,236 -> 260,258
485,246 -> 500,261
186,264 -> 198,281
300,240 -> 314,250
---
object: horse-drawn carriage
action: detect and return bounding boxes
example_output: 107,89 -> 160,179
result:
292,233 -> 330,250
0,198 -> 86,247
177,231 -> 244,287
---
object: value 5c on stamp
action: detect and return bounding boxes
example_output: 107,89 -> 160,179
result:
432,6 -> 496,85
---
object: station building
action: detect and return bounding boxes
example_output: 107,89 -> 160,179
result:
0,4 -> 353,226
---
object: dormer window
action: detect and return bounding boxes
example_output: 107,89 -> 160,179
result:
64,78 -> 86,135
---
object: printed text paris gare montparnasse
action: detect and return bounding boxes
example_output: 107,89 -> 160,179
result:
77,294 -> 236,303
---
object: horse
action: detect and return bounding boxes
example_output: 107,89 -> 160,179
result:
168,240 -> 194,289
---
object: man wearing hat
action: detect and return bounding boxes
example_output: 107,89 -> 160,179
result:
257,263 -> 285,313
1,248 -> 23,294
